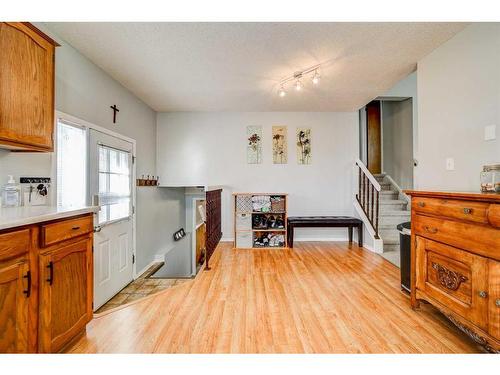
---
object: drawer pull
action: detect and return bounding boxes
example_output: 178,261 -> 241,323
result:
478,291 -> 488,298
496,299 -> 500,307
72,226 -> 81,230
432,262 -> 467,291
424,226 -> 438,234
46,261 -> 54,285
417,202 -> 425,207
23,270 -> 31,298
463,208 -> 473,215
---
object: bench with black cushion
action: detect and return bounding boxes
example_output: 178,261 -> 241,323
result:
287,216 -> 363,248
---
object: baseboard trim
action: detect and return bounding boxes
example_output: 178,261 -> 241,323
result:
222,237 -> 357,243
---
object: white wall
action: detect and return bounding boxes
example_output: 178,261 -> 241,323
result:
382,99 -> 414,189
0,23 -> 184,272
157,112 -> 359,241
417,23 -> 500,191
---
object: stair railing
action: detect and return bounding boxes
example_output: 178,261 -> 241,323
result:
205,188 -> 222,271
355,159 -> 381,238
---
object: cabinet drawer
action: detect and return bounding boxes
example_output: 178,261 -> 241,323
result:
412,197 -> 490,225
413,214 -> 500,260
415,236 -> 489,330
236,213 -> 252,231
40,216 -> 92,247
0,229 -> 30,262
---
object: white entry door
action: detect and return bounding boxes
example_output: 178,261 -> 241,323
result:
89,129 -> 134,310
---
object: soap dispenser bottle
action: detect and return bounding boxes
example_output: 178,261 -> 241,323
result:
1,175 -> 21,207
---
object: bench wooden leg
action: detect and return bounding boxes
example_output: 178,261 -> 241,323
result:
348,226 -> 353,243
288,226 -> 294,248
358,224 -> 363,247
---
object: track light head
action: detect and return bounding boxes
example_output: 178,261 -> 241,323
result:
294,79 -> 303,91
312,70 -> 320,85
278,85 -> 286,97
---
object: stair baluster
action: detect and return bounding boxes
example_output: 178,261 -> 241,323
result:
355,159 -> 381,239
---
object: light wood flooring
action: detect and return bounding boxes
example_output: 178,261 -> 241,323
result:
65,241 -> 483,353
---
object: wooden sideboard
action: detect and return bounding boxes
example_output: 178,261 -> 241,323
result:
0,213 -> 93,353
0,22 -> 58,151
405,191 -> 500,353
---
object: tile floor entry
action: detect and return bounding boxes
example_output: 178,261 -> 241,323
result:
95,262 -> 190,314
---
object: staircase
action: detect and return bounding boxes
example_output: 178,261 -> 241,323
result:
374,173 -> 410,266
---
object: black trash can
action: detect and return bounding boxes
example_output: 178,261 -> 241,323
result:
397,221 -> 411,293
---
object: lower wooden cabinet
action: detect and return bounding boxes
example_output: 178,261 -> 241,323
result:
0,261 -> 30,353
407,190 -> 500,353
0,214 -> 93,353
38,239 -> 93,353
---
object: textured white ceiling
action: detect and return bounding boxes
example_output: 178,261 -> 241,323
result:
46,22 -> 466,112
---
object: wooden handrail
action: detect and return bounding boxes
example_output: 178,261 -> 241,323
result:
355,159 -> 381,191
355,159 -> 380,238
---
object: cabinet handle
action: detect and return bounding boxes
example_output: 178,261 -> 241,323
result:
72,226 -> 81,230
463,208 -> 473,215
23,270 -> 31,298
496,299 -> 500,307
46,261 -> 54,285
424,226 -> 438,234
479,291 -> 488,298
417,202 -> 425,208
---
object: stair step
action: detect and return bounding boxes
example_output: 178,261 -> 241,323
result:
382,243 -> 400,253
380,200 -> 408,211
379,191 -> 399,201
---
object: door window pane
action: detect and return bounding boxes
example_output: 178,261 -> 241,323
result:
97,145 -> 131,224
57,121 -> 87,207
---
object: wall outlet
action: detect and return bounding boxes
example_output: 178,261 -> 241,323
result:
485,125 -> 496,141
446,157 -> 455,171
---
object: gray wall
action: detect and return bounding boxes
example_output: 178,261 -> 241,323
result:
156,112 -> 359,241
417,23 -> 500,191
382,99 -> 414,189
0,23 -> 184,273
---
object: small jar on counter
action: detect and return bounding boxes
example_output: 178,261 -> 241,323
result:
480,164 -> 500,193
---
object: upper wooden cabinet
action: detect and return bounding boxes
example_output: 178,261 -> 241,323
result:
0,22 -> 58,151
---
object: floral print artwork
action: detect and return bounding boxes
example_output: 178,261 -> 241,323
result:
272,126 -> 287,164
296,128 -> 311,164
246,126 -> 262,164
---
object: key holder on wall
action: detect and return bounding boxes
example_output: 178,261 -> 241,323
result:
136,175 -> 159,186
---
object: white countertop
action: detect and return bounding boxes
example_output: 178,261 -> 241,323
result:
0,205 -> 98,231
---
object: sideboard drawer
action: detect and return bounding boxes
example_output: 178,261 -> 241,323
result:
40,215 -> 93,247
0,229 -> 30,262
413,214 -> 500,260
415,236 -> 489,330
412,197 -> 490,225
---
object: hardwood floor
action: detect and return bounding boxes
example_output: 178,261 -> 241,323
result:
65,241 -> 483,353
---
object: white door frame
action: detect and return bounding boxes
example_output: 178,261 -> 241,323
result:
52,110 -> 138,278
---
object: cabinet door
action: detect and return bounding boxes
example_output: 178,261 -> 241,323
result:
489,260 -> 500,340
0,22 -> 55,151
415,236 -> 489,330
38,239 -> 93,353
0,262 -> 30,353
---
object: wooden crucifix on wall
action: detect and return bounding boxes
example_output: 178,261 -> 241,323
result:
110,104 -> 119,123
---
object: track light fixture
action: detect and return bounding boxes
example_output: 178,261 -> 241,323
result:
277,65 -> 321,97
